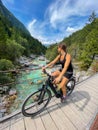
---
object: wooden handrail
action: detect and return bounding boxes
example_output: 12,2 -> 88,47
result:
0,67 -> 41,73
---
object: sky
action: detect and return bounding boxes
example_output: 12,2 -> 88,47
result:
2,0 -> 98,45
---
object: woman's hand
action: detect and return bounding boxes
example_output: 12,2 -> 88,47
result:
42,66 -> 46,72
53,76 -> 61,84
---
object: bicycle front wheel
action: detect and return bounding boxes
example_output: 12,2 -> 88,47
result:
21,89 -> 51,117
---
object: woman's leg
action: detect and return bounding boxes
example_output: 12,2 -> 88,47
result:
59,77 -> 69,96
51,70 -> 60,77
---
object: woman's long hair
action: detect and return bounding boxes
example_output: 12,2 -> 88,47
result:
58,43 -> 67,52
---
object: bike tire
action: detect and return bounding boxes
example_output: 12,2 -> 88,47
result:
66,78 -> 75,96
21,88 -> 51,117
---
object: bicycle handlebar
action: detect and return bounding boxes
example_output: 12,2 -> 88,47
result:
43,69 -> 51,77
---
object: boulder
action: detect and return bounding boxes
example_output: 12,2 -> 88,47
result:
9,89 -> 17,96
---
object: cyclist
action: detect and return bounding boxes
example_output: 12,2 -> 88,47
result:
42,43 -> 73,103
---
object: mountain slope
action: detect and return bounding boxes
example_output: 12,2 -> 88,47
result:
46,17 -> 98,69
0,0 -> 30,34
0,0 -> 46,62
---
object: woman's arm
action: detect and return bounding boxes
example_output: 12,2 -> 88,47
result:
44,55 -> 60,69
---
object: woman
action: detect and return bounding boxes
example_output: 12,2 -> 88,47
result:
42,43 -> 73,103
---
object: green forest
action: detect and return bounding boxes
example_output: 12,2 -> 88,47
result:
0,13 -> 46,62
46,12 -> 98,71
0,1 -> 47,84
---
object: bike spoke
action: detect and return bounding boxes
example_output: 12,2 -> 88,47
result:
22,89 -> 51,115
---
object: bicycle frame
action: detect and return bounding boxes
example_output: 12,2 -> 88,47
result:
41,69 -> 75,99
40,74 -> 62,99
21,69 -> 75,117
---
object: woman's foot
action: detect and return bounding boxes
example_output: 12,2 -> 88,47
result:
61,96 -> 67,103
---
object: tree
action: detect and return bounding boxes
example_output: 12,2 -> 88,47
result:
6,39 -> 25,62
88,11 -> 96,23
0,20 -> 8,58
0,59 -> 14,70
0,59 -> 14,84
80,29 -> 98,70
46,44 -> 58,61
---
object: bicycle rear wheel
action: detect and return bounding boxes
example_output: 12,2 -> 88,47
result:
66,78 -> 75,96
22,89 -> 51,117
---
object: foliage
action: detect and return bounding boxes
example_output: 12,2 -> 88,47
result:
45,12 -> 98,70
0,59 -> 14,84
6,39 -> 25,61
88,11 -> 96,23
46,44 -> 58,61
0,3 -> 46,84
91,60 -> 98,72
0,73 -> 13,84
0,12 -> 46,63
80,29 -> 98,69
0,59 -> 14,70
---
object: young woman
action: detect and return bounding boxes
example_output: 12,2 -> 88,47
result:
42,43 -> 73,102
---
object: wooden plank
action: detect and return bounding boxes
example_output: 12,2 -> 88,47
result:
2,127 -> 10,130
39,99 -> 59,130
10,119 -> 25,130
82,84 -> 98,93
71,91 -> 98,114
0,123 -> 4,130
76,75 -> 98,87
81,80 -> 98,89
24,117 -> 36,130
54,98 -> 87,130
0,118 -> 11,130
32,115 -> 46,130
46,98 -> 76,130
10,114 -> 24,124
76,88 -> 98,106
54,77 -> 98,129
76,85 -> 98,100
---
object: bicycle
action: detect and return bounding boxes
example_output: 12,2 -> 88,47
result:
21,69 -> 75,117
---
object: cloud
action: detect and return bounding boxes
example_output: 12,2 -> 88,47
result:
47,0 -> 98,28
27,0 -> 98,45
28,19 -> 37,30
27,18 -> 64,45
66,27 -> 79,34
3,0 -> 14,5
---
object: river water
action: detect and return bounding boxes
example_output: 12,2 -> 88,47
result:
10,58 -> 47,113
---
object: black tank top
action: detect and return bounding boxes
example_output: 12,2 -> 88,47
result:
59,53 -> 73,72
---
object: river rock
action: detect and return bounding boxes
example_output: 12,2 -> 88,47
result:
0,113 -> 4,118
9,89 -> 17,95
0,108 -> 7,113
3,86 -> 9,92
9,95 -> 17,100
0,102 -> 3,107
37,80 -> 43,84
5,103 -> 10,108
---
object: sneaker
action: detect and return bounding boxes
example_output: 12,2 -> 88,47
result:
61,96 -> 67,103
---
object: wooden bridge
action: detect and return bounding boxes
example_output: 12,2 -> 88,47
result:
0,73 -> 98,130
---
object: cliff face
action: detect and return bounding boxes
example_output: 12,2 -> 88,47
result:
0,0 -> 30,34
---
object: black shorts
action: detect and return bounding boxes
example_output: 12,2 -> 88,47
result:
63,72 -> 73,79
59,69 -> 73,79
